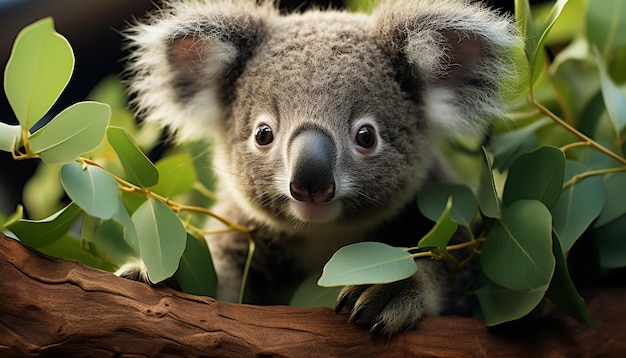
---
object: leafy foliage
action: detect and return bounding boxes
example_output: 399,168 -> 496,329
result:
2,0 -> 626,329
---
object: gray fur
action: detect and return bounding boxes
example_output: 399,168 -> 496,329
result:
121,0 -> 521,335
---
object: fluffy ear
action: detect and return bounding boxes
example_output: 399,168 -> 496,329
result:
375,0 -> 522,135
125,1 -> 274,141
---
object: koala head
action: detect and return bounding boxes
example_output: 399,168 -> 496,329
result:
127,0 -> 520,232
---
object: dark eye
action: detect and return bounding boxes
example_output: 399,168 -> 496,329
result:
355,125 -> 376,149
255,124 -> 274,146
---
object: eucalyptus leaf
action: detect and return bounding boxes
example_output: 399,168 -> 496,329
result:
418,197 -> 458,256
37,233 -> 116,272
476,281 -> 548,327
111,199 -> 139,252
552,161 -> 605,252
478,148 -> 502,219
503,146 -> 565,209
595,215 -> 626,269
418,184 -> 477,227
586,0 -> 626,57
60,161 -> 121,220
481,200 -> 555,291
131,197 -> 187,283
291,273 -> 342,308
491,118 -> 550,171
107,126 -> 158,188
81,215 -> 137,266
173,233 -> 217,297
5,202 -> 81,248
318,242 -> 416,287
29,102 -> 111,164
595,172 -> 626,227
151,154 -> 198,197
595,50 -> 626,135
528,0 -> 569,84
4,18 -> 74,129
546,232 -> 596,327
0,122 -> 22,152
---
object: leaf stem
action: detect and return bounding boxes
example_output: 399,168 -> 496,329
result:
562,166 -> 626,188
531,97 -> 626,166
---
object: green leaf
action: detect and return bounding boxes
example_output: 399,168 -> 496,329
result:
418,184 -> 477,227
552,161 -> 605,252
81,215 -> 137,266
131,197 -> 187,283
186,140 -> 217,192
595,172 -> 626,227
318,242 -> 417,287
418,197 -> 458,256
481,200 -> 555,291
586,0 -> 626,57
595,215 -> 626,269
29,101 -> 111,164
0,122 -> 22,152
107,126 -> 158,187
546,232 -> 596,327
595,50 -> 626,136
478,148 -> 502,219
291,273 -> 342,308
151,154 -> 198,197
528,0 -> 569,84
111,199 -> 139,252
491,119 -> 550,171
515,0 -> 536,65
4,18 -> 74,129
173,233 -> 217,297
503,146 -> 565,209
476,281 -> 548,326
5,202 -> 81,248
60,161 -> 121,220
37,233 -> 116,272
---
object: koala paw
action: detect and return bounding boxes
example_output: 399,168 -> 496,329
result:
335,270 -> 445,335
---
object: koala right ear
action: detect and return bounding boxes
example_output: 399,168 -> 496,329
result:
126,1 -> 274,141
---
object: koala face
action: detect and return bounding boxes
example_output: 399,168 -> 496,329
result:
227,15 -> 432,227
127,0 -> 520,232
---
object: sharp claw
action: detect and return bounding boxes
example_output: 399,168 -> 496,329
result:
348,303 -> 368,325
369,320 -> 385,335
335,291 -> 349,313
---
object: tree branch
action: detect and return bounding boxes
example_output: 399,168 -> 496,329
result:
1,233 -> 624,357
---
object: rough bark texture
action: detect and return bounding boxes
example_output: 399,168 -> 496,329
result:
1,233 -> 625,357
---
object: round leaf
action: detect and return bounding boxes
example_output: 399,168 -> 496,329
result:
418,184 -> 477,226
552,161 -> 605,252
318,242 -> 417,287
0,122 -> 22,152
29,102 -> 111,164
131,197 -> 187,283
173,233 -> 218,297
481,200 -> 555,291
60,162 -> 120,220
291,273 -> 342,308
503,146 -> 565,209
4,18 -> 74,129
476,281 -> 547,326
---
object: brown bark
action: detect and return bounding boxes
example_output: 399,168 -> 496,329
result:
0,233 -> 625,357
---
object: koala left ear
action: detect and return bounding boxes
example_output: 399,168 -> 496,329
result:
375,0 -> 522,135
125,1 -> 274,142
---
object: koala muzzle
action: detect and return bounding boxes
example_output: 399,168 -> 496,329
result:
289,129 -> 336,203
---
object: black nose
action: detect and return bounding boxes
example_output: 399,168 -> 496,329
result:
289,129 -> 336,203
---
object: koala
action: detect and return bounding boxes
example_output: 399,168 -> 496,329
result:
121,0 -> 520,335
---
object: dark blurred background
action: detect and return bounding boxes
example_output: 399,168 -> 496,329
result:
0,0 -> 522,216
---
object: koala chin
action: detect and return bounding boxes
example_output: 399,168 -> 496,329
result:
122,0 -> 521,335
